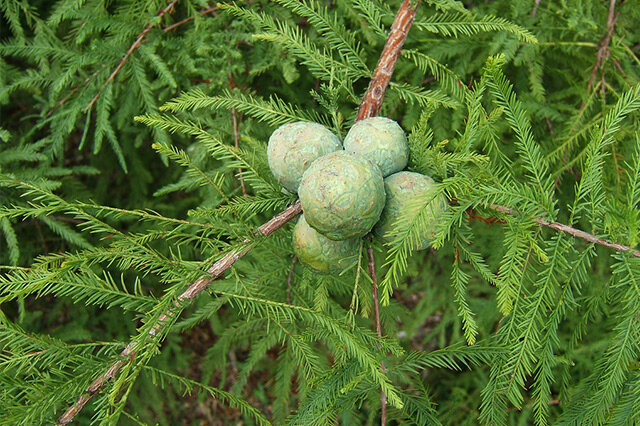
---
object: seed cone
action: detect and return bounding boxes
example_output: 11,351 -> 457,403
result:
374,171 -> 447,250
293,215 -> 358,274
267,121 -> 342,193
344,116 -> 408,177
298,151 -> 385,240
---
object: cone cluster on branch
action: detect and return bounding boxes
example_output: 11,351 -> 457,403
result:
267,118 -> 447,274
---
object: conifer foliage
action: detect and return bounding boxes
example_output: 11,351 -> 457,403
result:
1,0 -> 640,424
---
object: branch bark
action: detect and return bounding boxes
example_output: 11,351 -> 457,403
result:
586,0 -> 622,96
57,0 -> 416,423
368,239 -> 387,425
488,204 -> 640,257
356,0 -> 418,121
163,5 -> 219,32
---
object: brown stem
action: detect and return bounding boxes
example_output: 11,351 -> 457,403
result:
163,5 -> 219,32
85,0 -> 179,112
488,204 -> 640,257
531,0 -> 542,17
586,0 -> 621,94
367,240 -> 386,425
287,255 -> 297,304
356,0 -> 418,121
57,0 -> 417,421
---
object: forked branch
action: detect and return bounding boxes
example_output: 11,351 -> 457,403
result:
85,0 -> 179,112
586,0 -> 623,96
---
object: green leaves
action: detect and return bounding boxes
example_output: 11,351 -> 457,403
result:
414,11 -> 538,43
160,88 -> 329,127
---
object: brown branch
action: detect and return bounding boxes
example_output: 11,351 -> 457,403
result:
531,0 -> 543,17
231,106 -> 247,196
457,198 -> 640,257
286,255 -> 297,304
356,0 -> 418,121
57,201 -> 302,425
367,239 -> 386,425
85,0 -> 179,113
586,0 -> 622,95
57,0 -> 417,421
163,5 -> 219,32
489,204 -> 640,257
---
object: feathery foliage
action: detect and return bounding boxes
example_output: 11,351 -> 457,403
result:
1,0 -> 640,424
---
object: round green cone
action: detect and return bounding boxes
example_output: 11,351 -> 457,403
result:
374,171 -> 447,250
298,151 -> 385,240
267,121 -> 342,193
343,116 -> 408,177
293,215 -> 358,274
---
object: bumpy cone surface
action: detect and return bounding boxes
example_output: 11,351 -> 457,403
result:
293,215 -> 359,274
374,171 -> 447,250
298,151 -> 385,240
343,116 -> 408,177
267,121 -> 342,192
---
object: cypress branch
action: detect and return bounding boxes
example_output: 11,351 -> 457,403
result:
56,0 -> 418,422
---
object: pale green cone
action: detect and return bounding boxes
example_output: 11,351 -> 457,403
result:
293,214 -> 359,274
267,121 -> 342,193
343,116 -> 408,177
299,151 -> 385,240
374,171 -> 448,250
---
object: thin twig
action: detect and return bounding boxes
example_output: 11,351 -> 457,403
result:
489,204 -> 640,257
286,256 -> 297,304
459,198 -> 640,257
57,1 -> 418,422
585,0 -> 622,95
531,0 -> 542,17
85,0 -> 179,112
367,239 -> 386,425
231,107 -> 247,196
163,5 -> 219,32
